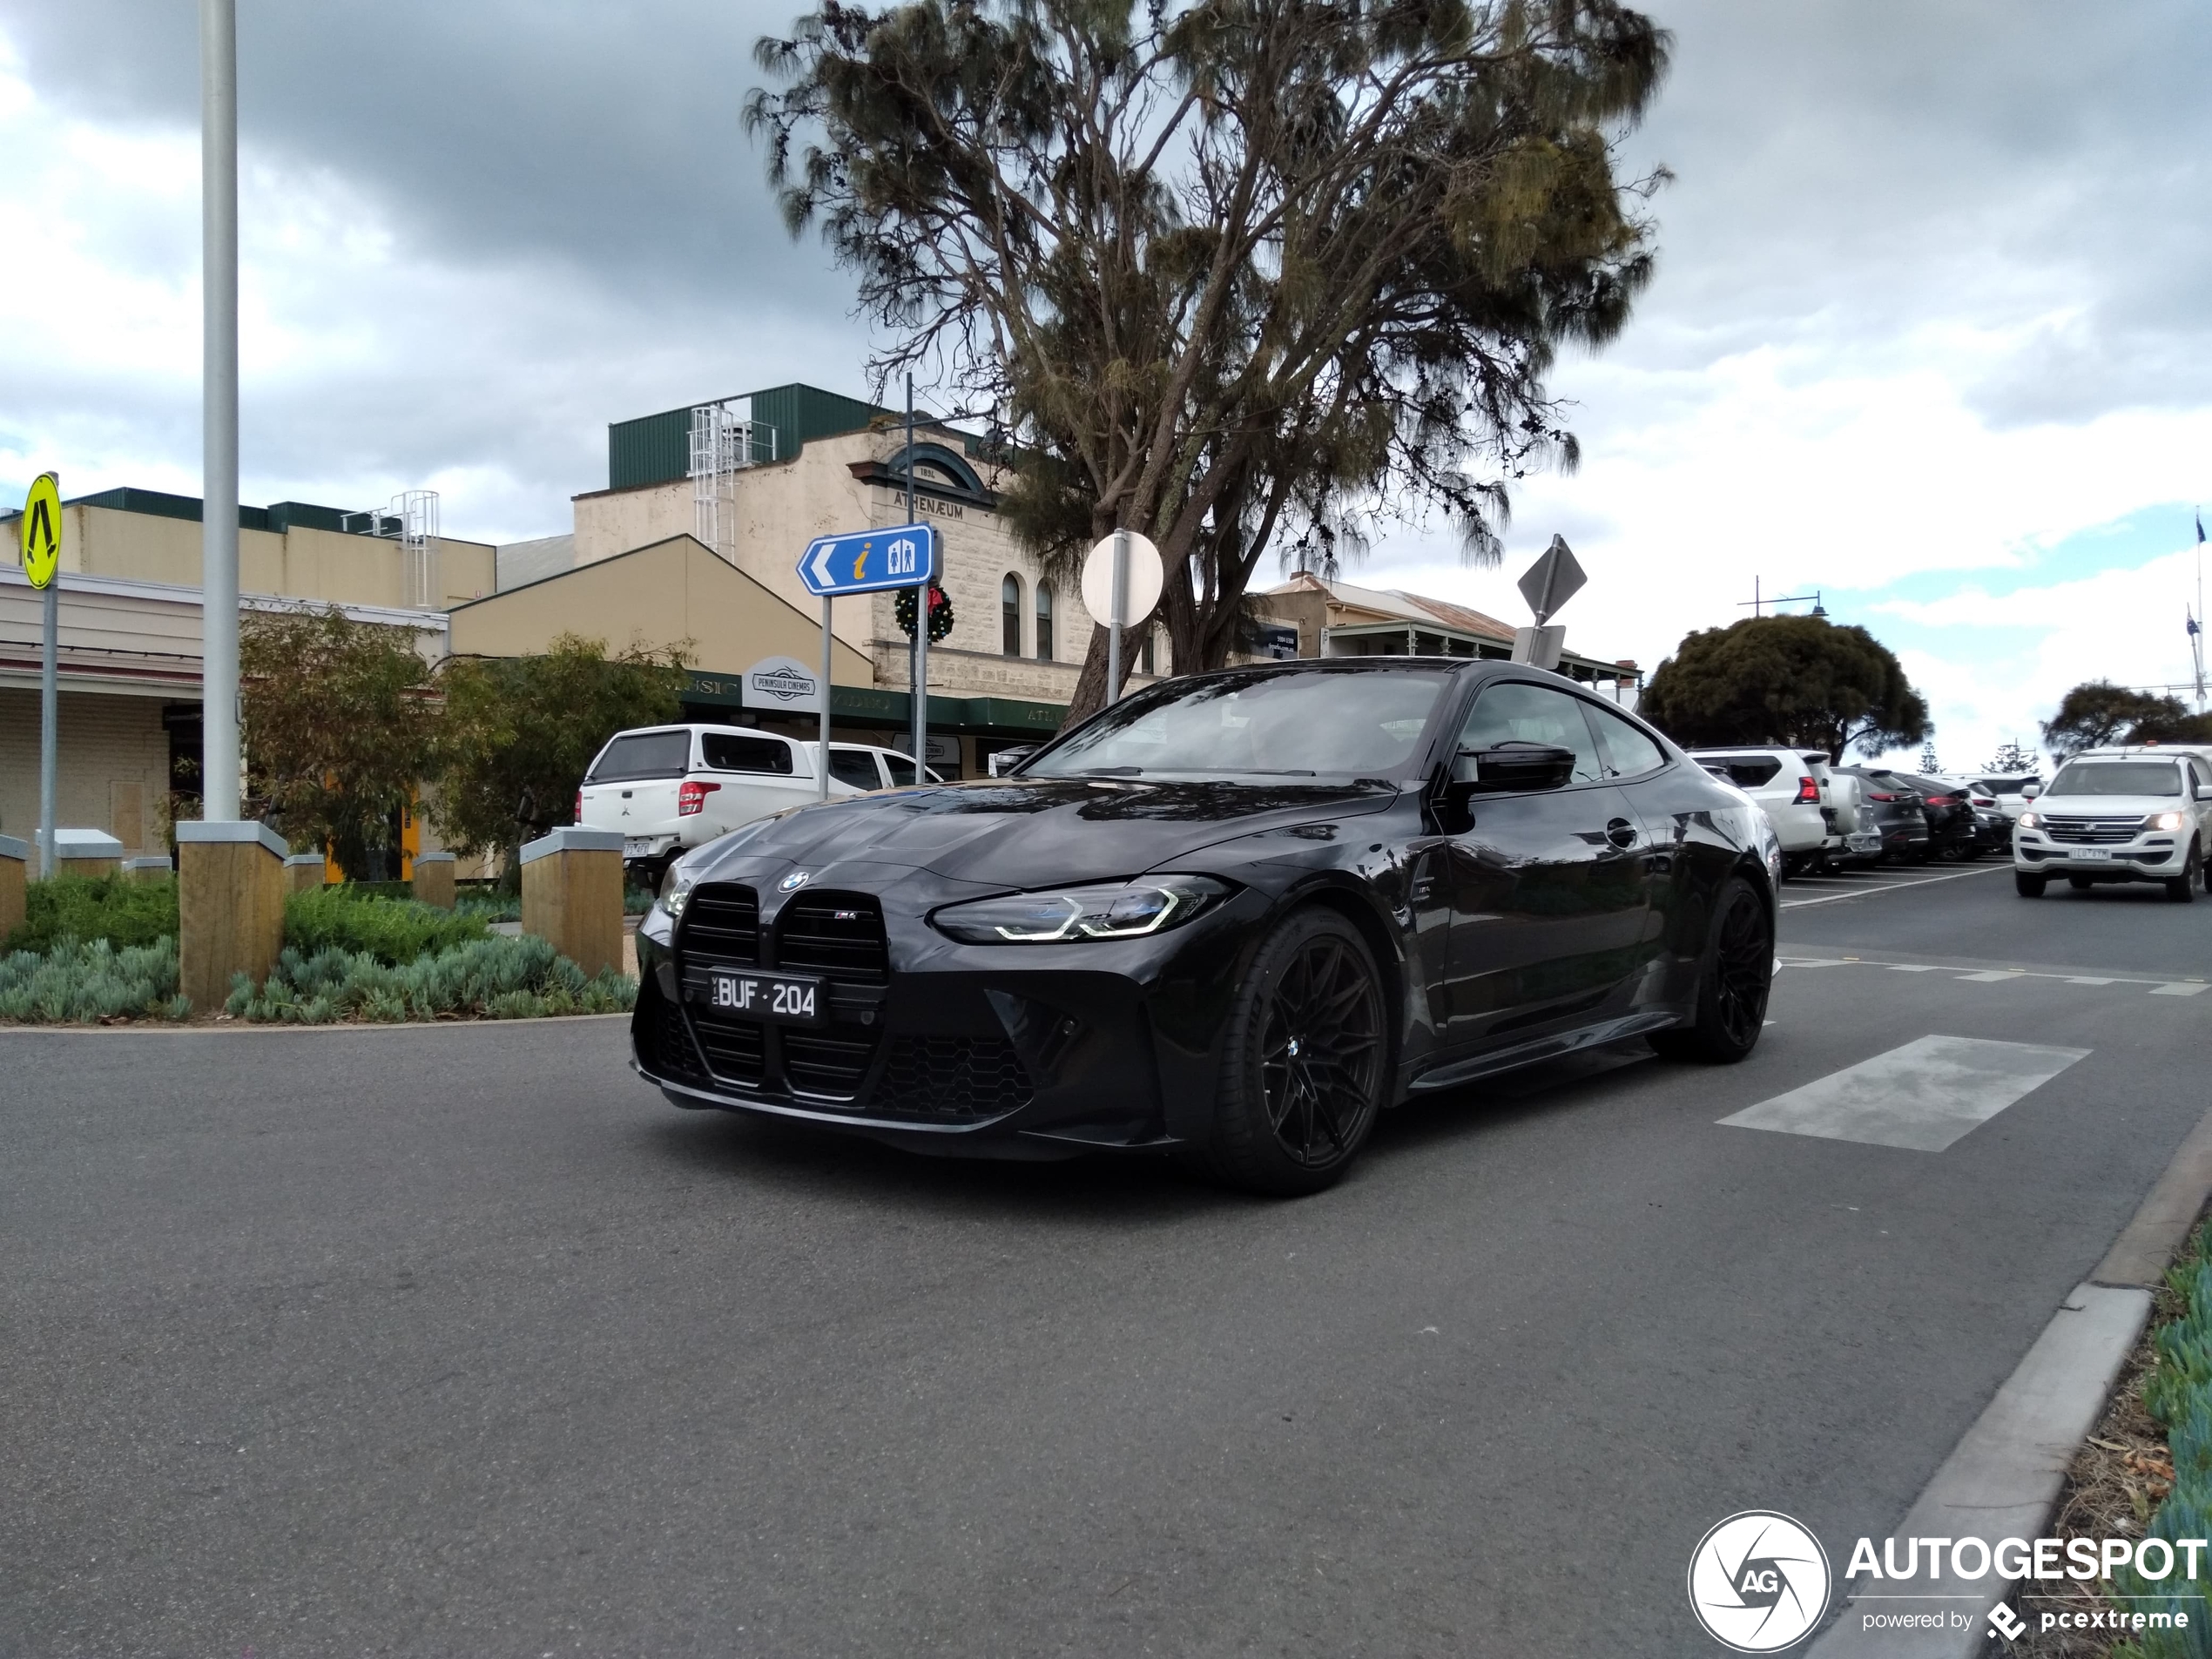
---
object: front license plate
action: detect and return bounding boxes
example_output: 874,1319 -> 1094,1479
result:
705,971 -> 826,1025
2068,848 -> 2112,860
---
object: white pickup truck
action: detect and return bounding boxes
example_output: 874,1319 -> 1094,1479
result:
578,724 -> 939,887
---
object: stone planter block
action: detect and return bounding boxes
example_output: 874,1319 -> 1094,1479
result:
413,851 -> 456,910
520,827 -> 624,978
0,834 -> 25,945
283,852 -> 327,894
178,821 -> 288,1010
122,857 -> 174,884
40,827 -> 125,879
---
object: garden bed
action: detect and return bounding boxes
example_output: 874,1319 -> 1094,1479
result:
0,874 -> 633,1026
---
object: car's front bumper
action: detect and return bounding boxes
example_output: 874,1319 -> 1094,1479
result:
2015,836 -> 2188,880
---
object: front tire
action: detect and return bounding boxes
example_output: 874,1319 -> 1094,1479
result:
1206,908 -> 1389,1196
2016,872 -> 2047,897
2167,842 -> 2201,904
1649,876 -> 1772,1065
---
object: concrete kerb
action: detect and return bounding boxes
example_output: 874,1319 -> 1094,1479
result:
1808,1103 -> 2212,1656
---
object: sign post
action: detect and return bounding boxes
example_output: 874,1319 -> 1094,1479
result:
1511,534 -> 1587,672
1082,529 -> 1164,705
797,521 -> 942,786
21,473 -> 61,878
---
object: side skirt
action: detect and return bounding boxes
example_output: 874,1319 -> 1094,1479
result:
1401,1009 -> 1678,1096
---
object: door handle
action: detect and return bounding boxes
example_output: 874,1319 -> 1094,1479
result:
1606,818 -> 1638,850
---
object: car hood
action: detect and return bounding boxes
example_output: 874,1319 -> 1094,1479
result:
691,775 -> 1404,891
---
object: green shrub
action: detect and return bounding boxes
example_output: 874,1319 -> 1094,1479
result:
4,873 -> 178,954
283,886 -> 489,965
225,933 -> 634,1023
2109,1224 -> 2212,1657
0,935 -> 188,1023
456,894 -> 521,924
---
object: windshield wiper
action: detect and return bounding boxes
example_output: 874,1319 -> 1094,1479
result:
1076,765 -> 1145,776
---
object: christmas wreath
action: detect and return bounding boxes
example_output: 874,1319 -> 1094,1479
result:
895,583 -> 954,643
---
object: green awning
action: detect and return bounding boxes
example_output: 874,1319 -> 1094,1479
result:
685,671 -> 1069,734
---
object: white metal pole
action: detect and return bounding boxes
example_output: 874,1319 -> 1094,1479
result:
1106,528 -> 1129,703
38,574 -> 57,877
200,0 -> 240,821
819,596 -> 832,801
907,376 -> 928,778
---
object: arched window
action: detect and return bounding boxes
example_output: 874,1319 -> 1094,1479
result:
1035,580 -> 1055,662
1001,574 -> 1022,657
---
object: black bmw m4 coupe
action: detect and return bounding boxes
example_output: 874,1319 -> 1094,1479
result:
632,659 -> 1781,1194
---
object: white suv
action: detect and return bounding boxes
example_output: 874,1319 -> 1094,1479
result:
2013,749 -> 2212,900
1686,747 -> 1844,875
578,725 -> 941,886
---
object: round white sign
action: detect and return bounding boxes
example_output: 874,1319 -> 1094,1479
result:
1082,530 -> 1164,629
1686,1511 -> 1831,1652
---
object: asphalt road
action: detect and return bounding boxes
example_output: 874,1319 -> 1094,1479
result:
6,859 -> 2211,1656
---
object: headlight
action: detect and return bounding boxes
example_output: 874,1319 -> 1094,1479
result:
2018,812 -> 2040,829
658,871 -> 698,921
931,875 -> 1230,944
2155,812 -> 2186,832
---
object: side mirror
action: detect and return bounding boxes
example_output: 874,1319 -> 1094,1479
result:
1452,742 -> 1579,796
2196,785 -> 2212,802
2020,783 -> 2041,799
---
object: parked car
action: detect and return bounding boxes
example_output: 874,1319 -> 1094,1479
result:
1684,748 -> 1835,874
635,661 -> 1781,1194
579,725 -> 940,887
1947,772 -> 2042,824
1895,773 -> 1986,860
1821,769 -> 1884,867
2014,750 -> 2212,900
1832,766 -> 1934,862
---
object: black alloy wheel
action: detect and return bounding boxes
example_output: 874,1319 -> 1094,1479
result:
1209,908 -> 1388,1196
2167,842 -> 2201,904
1649,876 -> 1772,1064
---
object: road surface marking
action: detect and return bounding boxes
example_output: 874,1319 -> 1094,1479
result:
1718,1035 -> 2090,1152
1780,865 -> 2008,909
2152,982 -> 2209,997
1885,964 -> 1939,973
2066,977 -> 2116,985
1957,970 -> 2025,982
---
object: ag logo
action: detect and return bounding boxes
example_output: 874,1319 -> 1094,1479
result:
779,871 -> 810,892
1687,1511 -> 1831,1652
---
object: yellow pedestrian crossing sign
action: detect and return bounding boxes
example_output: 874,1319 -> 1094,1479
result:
20,472 -> 60,590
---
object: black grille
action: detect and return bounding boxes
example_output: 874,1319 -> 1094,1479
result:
875,1035 -> 1034,1122
2045,817 -> 2145,845
774,894 -> 888,981
680,883 -> 760,962
690,1008 -> 767,1087
644,987 -> 707,1086
783,1029 -> 879,1099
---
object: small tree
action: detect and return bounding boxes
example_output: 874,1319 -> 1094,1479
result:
1638,614 -> 1931,761
1988,740 -> 2038,774
239,606 -> 436,877
429,635 -> 690,875
2040,681 -> 2212,758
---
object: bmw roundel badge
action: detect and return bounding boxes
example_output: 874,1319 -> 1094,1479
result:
779,871 -> 811,892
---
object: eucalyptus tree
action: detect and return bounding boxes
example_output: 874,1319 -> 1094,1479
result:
749,0 -> 1669,719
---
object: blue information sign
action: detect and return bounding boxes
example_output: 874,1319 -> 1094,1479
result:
797,521 -> 941,597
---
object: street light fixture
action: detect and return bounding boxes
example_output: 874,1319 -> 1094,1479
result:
1739,577 -> 1827,618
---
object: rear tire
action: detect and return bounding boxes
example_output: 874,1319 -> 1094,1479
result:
2015,872 -> 2046,897
2166,842 -> 2200,904
1207,908 -> 1389,1197
1648,877 -> 1772,1065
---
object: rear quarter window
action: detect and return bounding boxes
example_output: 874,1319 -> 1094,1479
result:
586,731 -> 692,783
699,733 -> 796,775
1703,756 -> 1783,788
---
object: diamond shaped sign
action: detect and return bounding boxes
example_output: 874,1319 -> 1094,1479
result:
1517,534 -> 1586,624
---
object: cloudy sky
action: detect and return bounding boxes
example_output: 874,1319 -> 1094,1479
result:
1,1 -> 2206,772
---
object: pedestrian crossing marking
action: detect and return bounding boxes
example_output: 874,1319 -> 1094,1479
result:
2152,983 -> 2209,997
1779,958 -> 2204,998
1718,1035 -> 2090,1152
1957,970 -> 2025,982
2066,977 -> 2116,985
1885,964 -> 1938,973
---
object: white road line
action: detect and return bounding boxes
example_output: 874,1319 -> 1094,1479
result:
1779,864 -> 2009,909
1886,964 -> 1938,973
1957,970 -> 2025,982
2153,982 -> 2210,997
2066,977 -> 2117,985
1718,1035 -> 2090,1152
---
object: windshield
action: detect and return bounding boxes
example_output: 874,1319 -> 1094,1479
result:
1027,668 -> 1448,779
2047,760 -> 2182,798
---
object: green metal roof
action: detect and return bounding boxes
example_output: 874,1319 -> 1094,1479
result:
606,383 -> 905,491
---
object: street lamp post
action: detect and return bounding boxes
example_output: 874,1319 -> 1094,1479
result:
1740,580 -> 1827,619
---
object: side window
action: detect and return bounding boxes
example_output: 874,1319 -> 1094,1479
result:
1455,682 -> 1605,786
1587,703 -> 1667,779
698,733 -> 795,775
884,753 -> 918,787
828,750 -> 881,791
